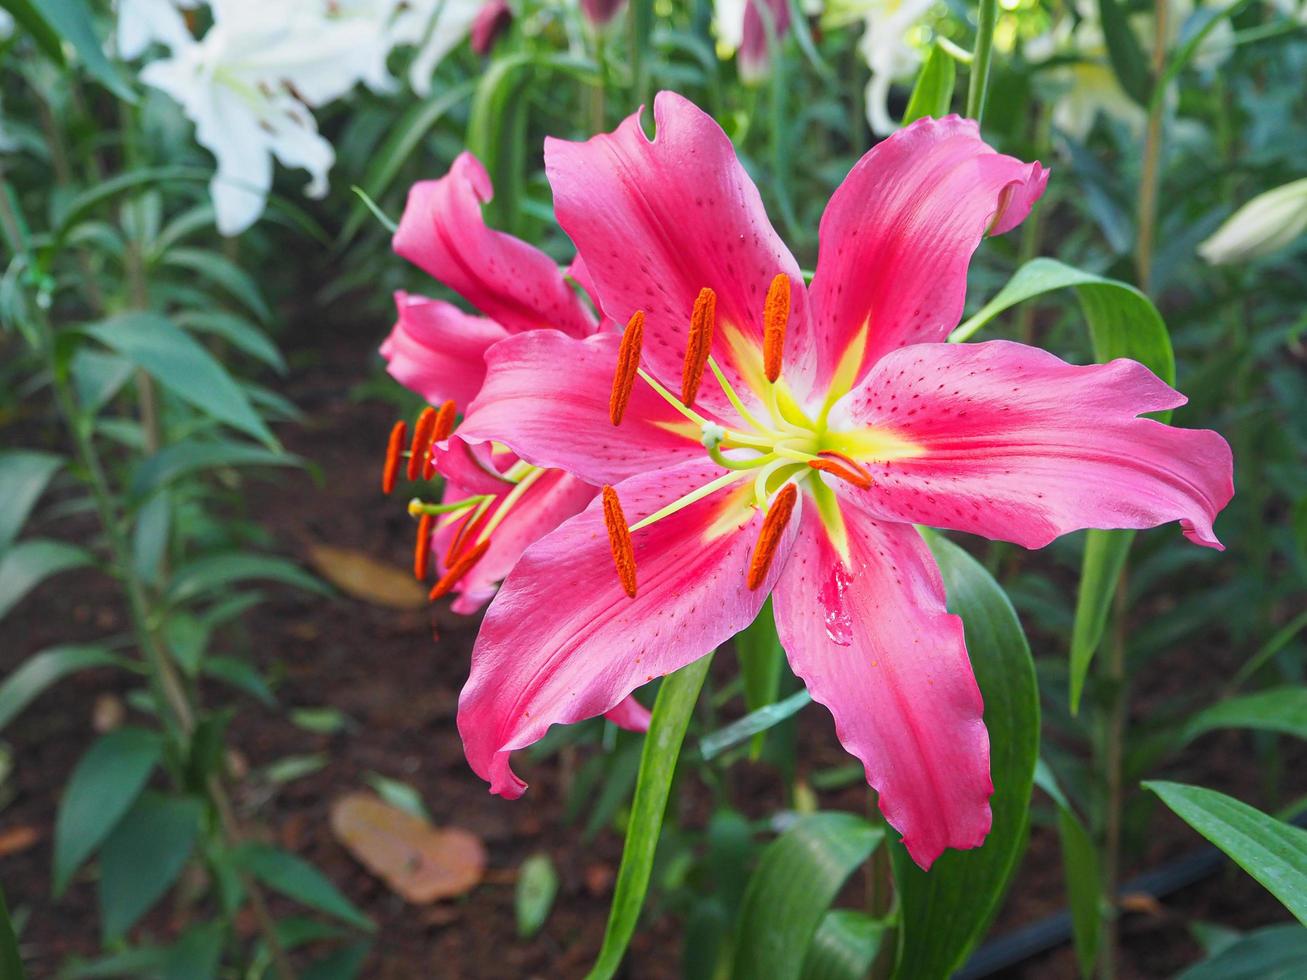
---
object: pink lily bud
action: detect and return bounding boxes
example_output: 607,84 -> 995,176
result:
471,0 -> 513,55
581,0 -> 627,29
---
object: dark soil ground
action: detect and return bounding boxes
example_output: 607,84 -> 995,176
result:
0,317 -> 1299,979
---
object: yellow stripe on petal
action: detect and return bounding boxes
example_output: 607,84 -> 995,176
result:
821,321 -> 869,416
824,425 -> 924,463
809,479 -> 850,565
651,418 -> 707,442
702,482 -> 758,542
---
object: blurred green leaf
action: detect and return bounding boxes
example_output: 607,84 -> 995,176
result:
363,773 -> 431,821
0,450 -> 62,549
1147,781 -> 1307,924
201,656 -> 276,707
291,707 -> 350,734
891,532 -> 1040,980
168,552 -> 328,604
800,909 -> 888,980
735,598 -> 785,757
700,690 -> 811,761
54,728 -> 163,896
902,43 -> 957,126
587,655 -> 712,980
1184,688 -> 1307,743
70,349 -> 135,416
0,539 -> 93,621
733,813 -> 884,980
1176,923 -> 1307,979
1036,761 -> 1100,977
1096,0 -> 1152,106
516,853 -> 560,938
99,792 -> 203,940
2,0 -> 136,102
54,167 -> 210,241
132,490 -> 170,585
175,311 -> 286,374
159,248 -> 272,323
259,754 -> 328,785
233,844 -> 374,932
0,644 -> 121,733
301,941 -> 371,980
84,313 -> 276,449
0,882 -> 25,980
129,437 -> 297,501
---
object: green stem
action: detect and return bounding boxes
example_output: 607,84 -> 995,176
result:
966,0 -> 1000,123
1098,575 -> 1129,980
1135,0 -> 1170,291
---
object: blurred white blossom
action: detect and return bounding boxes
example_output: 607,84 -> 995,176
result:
1198,178 -> 1307,264
854,0 -> 935,136
116,0 -> 200,60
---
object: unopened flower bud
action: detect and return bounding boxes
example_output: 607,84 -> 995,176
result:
1198,178 -> 1307,265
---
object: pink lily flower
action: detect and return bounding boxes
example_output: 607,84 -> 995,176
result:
379,150 -> 649,730
451,92 -> 1234,868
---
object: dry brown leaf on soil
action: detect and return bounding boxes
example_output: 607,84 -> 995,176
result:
0,825 -> 41,858
329,792 -> 486,903
306,544 -> 427,610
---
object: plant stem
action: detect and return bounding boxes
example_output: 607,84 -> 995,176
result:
866,795 -> 894,980
1135,0 -> 1170,292
966,0 -> 999,123
35,315 -> 296,980
1098,574 -> 1129,980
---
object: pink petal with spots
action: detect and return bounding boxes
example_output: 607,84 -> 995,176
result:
831,341 -> 1234,549
458,460 -> 794,797
772,499 -> 991,869
807,116 -> 1047,390
544,91 -> 815,414
379,292 -> 510,407
393,152 -> 595,337
457,330 -> 708,486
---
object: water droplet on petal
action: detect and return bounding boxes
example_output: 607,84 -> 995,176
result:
820,561 -> 854,647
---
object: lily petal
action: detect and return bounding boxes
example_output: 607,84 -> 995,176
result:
458,460 -> 792,797
832,340 -> 1234,549
380,292 -> 510,407
393,152 -> 595,337
434,467 -> 596,613
807,116 -> 1047,391
772,499 -> 990,869
458,330 -> 707,485
544,91 -> 814,413
603,696 -> 652,732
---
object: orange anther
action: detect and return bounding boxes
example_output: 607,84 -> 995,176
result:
424,400 -> 457,479
681,287 -> 717,407
382,420 -> 407,494
610,311 -> 645,426
414,513 -> 434,581
808,456 -> 873,490
747,483 -> 798,590
407,407 -> 438,480
429,539 -> 491,600
762,273 -> 790,383
602,485 -> 638,598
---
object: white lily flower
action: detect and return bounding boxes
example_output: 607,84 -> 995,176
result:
139,0 -> 366,235
116,0 -> 200,60
1198,178 -> 1307,264
390,0 -> 485,96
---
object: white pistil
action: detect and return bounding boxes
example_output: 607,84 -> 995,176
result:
476,466 -> 546,543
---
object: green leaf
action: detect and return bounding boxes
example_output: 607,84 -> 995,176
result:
891,531 -> 1040,979
901,42 -> 957,126
1036,761 -> 1100,977
0,644 -> 120,733
735,598 -> 785,757
466,54 -> 534,232
587,655 -> 712,980
800,910 -> 888,980
0,450 -> 62,549
132,490 -> 170,585
175,311 -> 286,374
129,438 -> 297,501
1184,688 -> 1307,743
168,552 -> 329,604
54,167 -> 210,241
301,941 -> 371,980
233,844 -> 374,932
362,773 -> 430,821
84,313 -> 276,448
99,792 -> 203,940
1176,923 -> 1307,980
158,923 -> 224,980
700,690 -> 812,761
1146,781 -> 1307,925
1096,0 -> 1152,105
733,813 -> 884,980
159,249 -> 272,323
516,853 -> 560,938
338,82 -> 474,246
3,0 -> 136,102
951,258 -> 1175,712
0,882 -> 26,980
70,349 -> 135,416
0,538 -> 93,622
54,728 -> 163,896
201,656 -> 276,708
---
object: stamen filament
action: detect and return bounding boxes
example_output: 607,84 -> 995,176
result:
602,486 -> 639,598
707,444 -> 775,471
629,470 -> 746,533
476,467 -> 546,543
638,368 -> 712,427
610,310 -> 645,426
429,539 -> 491,600
681,287 -> 717,407
747,483 -> 798,589
414,513 -> 434,580
762,273 -> 791,383
444,496 -> 494,564
381,420 -> 407,494
408,495 -> 491,517
706,356 -> 773,436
